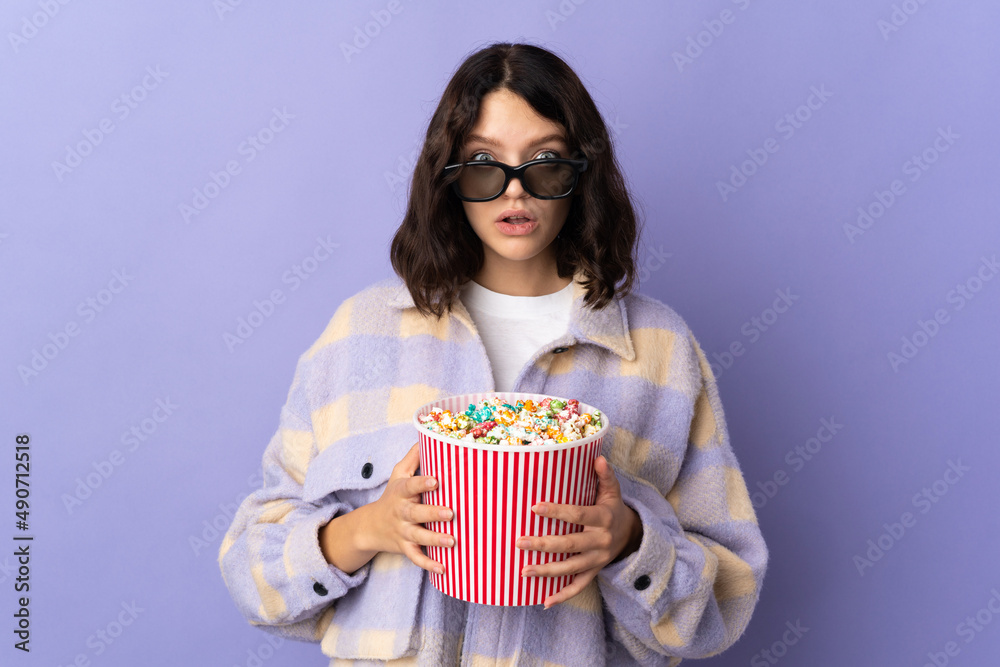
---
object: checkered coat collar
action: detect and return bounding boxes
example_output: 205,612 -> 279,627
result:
386,272 -> 636,362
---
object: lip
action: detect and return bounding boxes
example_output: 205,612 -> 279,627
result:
496,209 -> 536,223
495,219 -> 538,236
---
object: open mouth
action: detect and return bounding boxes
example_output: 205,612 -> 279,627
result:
497,209 -> 535,224
494,211 -> 538,236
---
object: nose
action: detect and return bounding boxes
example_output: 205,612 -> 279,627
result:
503,174 -> 530,200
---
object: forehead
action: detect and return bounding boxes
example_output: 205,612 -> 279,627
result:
465,89 -> 567,147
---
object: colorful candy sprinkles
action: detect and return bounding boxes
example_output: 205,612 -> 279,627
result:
417,396 -> 603,446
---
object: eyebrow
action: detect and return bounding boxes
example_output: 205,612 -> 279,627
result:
463,133 -> 567,150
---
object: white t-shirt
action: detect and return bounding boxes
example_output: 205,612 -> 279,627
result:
459,280 -> 574,392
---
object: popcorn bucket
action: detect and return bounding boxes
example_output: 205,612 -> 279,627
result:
414,392 -> 608,606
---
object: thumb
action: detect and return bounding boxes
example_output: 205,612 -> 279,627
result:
594,456 -> 621,497
394,442 -> 421,478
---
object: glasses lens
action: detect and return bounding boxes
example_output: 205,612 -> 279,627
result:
524,162 -> 576,198
456,164 -> 505,200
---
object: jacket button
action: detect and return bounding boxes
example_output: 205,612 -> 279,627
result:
313,582 -> 329,596
634,575 -> 651,591
361,463 -> 374,479
552,347 -> 569,354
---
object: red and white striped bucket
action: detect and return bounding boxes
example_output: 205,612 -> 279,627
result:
415,392 -> 608,606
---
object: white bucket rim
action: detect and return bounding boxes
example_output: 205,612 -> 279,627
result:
413,391 -> 609,453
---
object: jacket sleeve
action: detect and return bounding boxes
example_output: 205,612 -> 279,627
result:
217,354 -> 370,642
596,330 -> 768,662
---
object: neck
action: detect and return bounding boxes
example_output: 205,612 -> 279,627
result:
474,250 -> 571,297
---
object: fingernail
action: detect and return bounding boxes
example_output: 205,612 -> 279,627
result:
439,509 -> 453,520
436,565 -> 445,575
534,505 -> 547,515
426,478 -> 436,489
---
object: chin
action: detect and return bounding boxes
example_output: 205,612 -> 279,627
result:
486,243 -> 557,264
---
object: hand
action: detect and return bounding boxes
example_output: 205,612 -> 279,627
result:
516,455 -> 642,609
361,443 -> 455,574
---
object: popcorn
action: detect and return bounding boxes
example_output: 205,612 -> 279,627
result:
418,396 -> 603,446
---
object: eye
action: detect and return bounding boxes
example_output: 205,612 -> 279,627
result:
469,151 -> 493,162
535,149 -> 560,160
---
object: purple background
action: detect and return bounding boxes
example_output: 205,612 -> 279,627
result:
3,1 -> 999,665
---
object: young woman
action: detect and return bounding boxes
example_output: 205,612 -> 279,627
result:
219,43 -> 768,666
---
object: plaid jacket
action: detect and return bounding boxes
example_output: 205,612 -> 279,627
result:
218,275 -> 768,666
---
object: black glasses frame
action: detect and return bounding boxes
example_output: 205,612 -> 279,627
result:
442,157 -> 589,202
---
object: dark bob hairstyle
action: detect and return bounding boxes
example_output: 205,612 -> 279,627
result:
390,42 -> 640,317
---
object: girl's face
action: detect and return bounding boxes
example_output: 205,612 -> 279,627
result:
458,88 -> 573,279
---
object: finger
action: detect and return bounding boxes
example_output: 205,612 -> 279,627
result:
396,442 -> 421,476
594,456 -> 618,486
400,500 -> 454,529
403,474 -> 440,498
518,529 -> 609,556
406,524 -> 456,549
532,502 -> 602,527
595,456 -> 621,492
402,542 -> 446,575
522,552 -> 601,579
409,503 -> 455,525
542,567 -> 600,609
